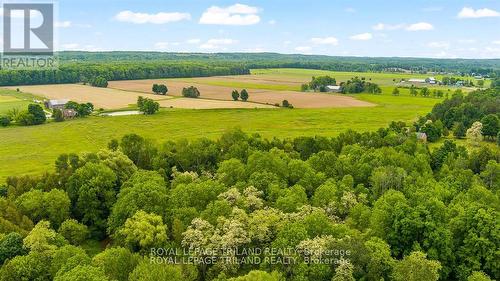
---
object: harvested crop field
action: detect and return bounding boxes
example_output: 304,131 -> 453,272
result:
158,98 -> 276,109
5,84 -> 167,109
108,79 -> 374,108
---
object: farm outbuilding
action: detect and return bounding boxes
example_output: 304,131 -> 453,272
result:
325,85 -> 342,93
45,99 -> 69,110
63,109 -> 77,119
416,132 -> 427,142
408,78 -> 426,84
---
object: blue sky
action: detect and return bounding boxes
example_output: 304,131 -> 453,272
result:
36,0 -> 500,58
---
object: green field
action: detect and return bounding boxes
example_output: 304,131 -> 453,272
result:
251,68 -> 485,90
0,90 -> 35,115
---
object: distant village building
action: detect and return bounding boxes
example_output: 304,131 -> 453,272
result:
416,132 -> 427,142
408,78 -> 426,84
44,99 -> 69,110
407,77 -> 439,85
427,77 -> 437,84
325,85 -> 342,93
63,109 -> 77,119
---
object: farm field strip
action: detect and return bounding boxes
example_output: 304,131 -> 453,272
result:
158,98 -> 276,109
108,77 -> 375,109
3,84 -> 169,109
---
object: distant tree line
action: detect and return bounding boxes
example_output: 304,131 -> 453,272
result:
89,76 -> 108,88
407,86 -> 445,98
1,53 -> 499,86
441,76 -> 474,87
0,62 -> 250,86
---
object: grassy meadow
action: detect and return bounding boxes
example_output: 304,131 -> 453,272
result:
251,68 -> 487,89
0,89 -> 35,115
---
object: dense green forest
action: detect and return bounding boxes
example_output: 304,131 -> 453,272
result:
0,88 -> 498,281
58,52 -> 500,74
1,52 -> 499,86
0,62 -> 249,86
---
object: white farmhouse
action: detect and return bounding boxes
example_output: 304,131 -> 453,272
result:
408,78 -> 426,83
325,85 -> 342,93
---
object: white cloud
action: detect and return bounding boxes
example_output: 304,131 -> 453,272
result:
295,46 -> 312,52
373,22 -> 433,31
406,22 -> 434,31
493,40 -> 500,45
199,38 -> 238,50
345,7 -> 356,13
311,37 -> 339,46
350,33 -> 373,41
114,10 -> 191,24
427,41 -> 450,49
458,39 -> 477,44
372,23 -> 405,31
199,4 -> 260,25
457,7 -> 500,19
186,39 -> 201,44
55,21 -> 71,28
268,19 -> 276,25
283,40 -> 292,46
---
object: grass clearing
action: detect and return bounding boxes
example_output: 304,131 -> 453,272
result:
428,136 -> 499,152
0,89 -> 36,115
